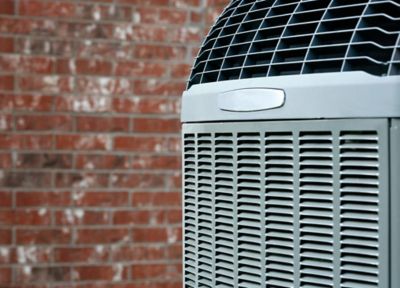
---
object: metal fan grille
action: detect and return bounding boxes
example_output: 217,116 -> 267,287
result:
183,119 -> 389,288
188,0 -> 400,88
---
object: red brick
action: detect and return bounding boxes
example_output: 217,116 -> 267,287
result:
11,94 -> 53,112
171,63 -> 191,78
16,153 -> 72,169
76,77 -> 132,96
15,114 -> 72,131
75,154 -> 129,170
134,45 -> 186,60
55,95 -> 111,113
15,266 -> 71,283
76,59 -> 113,75
0,37 -> 14,53
55,173 -> 109,188
76,228 -> 129,244
159,8 -> 187,24
0,55 -> 53,74
112,245 -> 165,261
172,0 -> 201,8
76,116 -> 129,132
73,265 -> 128,281
131,264 -> 180,280
0,229 -> 11,244
111,173 -> 165,189
166,243 -> 182,260
191,11 -> 203,23
132,192 -> 181,208
170,26 -> 202,43
0,268 -> 11,285
56,134 -> 110,150
0,153 -> 12,168
0,191 -> 12,207
16,191 -> 71,207
13,134 -> 54,149
134,80 -> 185,96
0,211 -> 13,225
113,210 -> 153,225
55,210 -> 111,225
117,0 -> 169,6
18,75 -> 73,93
54,247 -> 109,263
132,227 -> 167,243
112,97 -> 178,114
0,0 -> 14,14
131,26 -> 168,42
19,0 -> 76,17
131,155 -> 180,170
114,136 -> 169,152
15,209 -> 52,225
133,7 -> 159,24
74,191 -> 128,207
115,61 -> 166,77
0,75 -> 14,91
16,228 -> 71,245
134,118 -> 180,133
1,171 -> 52,188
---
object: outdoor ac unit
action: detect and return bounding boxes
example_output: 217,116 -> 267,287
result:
181,0 -> 400,287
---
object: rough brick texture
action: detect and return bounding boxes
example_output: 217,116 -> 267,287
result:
0,0 -> 228,286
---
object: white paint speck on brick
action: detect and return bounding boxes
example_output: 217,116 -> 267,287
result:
113,263 -> 123,281
38,208 -> 47,216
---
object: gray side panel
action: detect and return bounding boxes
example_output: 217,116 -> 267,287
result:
182,119 -> 389,288
391,119 -> 400,288
181,72 -> 400,123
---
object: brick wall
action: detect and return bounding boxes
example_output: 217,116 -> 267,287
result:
0,0 -> 228,286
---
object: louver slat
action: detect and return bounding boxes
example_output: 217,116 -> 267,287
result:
183,120 -> 387,288
265,132 -> 294,288
339,131 -> 380,288
189,0 -> 400,88
299,132 -> 334,288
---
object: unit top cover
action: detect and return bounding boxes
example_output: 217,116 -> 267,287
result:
188,0 -> 400,89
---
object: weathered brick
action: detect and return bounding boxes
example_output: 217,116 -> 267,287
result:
54,247 -> 109,263
115,61 -> 166,77
74,191 -> 129,207
0,0 -> 14,15
16,191 -> 71,207
16,228 -> 71,245
133,118 -> 180,133
76,228 -> 129,244
54,210 -> 111,226
0,0 -> 228,285
132,227 -> 167,243
76,116 -> 129,132
0,37 -> 14,53
72,265 -> 128,281
111,245 -> 165,262
15,114 -> 72,131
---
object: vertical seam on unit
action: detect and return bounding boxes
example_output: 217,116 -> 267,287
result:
293,130 -> 301,288
378,121 -> 390,288
332,129 -> 342,288
211,132 -> 216,288
195,134 -> 199,288
260,130 -> 266,287
233,132 -> 239,288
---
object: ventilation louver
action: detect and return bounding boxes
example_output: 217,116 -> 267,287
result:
188,0 -> 400,88
183,119 -> 389,288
